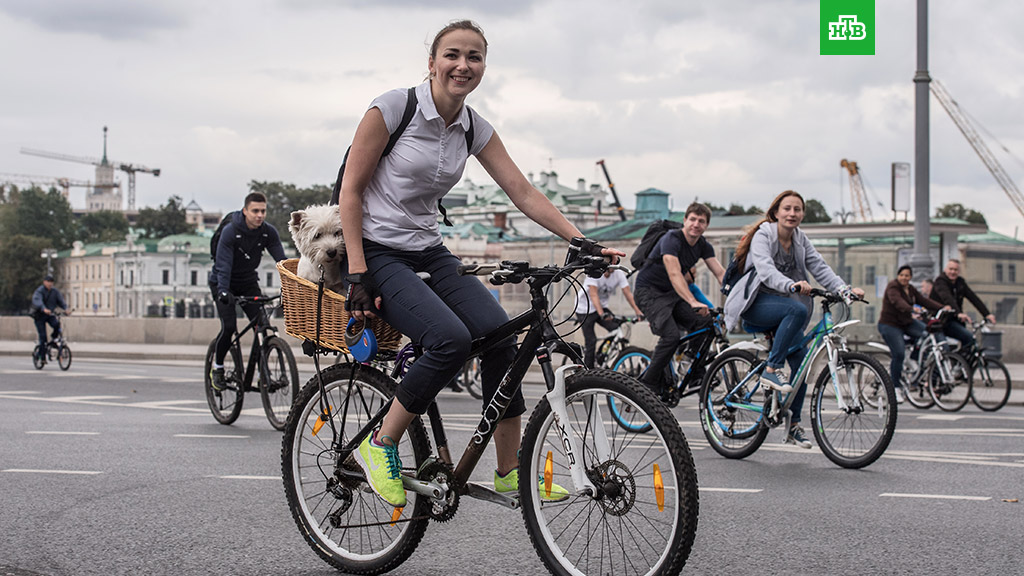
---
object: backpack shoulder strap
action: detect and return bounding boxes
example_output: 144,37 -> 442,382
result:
383,87 -> 418,156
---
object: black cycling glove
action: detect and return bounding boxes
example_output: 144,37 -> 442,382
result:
218,290 -> 234,305
344,273 -> 380,313
565,237 -> 609,265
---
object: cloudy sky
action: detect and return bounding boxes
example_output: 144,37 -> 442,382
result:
2,0 -> 1023,236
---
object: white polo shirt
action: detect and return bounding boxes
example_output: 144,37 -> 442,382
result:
361,82 -> 494,250
574,269 -> 630,315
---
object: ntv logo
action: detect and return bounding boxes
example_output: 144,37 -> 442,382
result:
828,15 -> 867,40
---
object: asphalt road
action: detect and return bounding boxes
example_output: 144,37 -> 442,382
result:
1,356 -> 1022,576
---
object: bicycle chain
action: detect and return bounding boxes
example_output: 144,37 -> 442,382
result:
418,460 -> 459,522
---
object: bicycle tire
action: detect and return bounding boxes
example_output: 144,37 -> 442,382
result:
520,369 -> 699,576
608,346 -> 653,433
460,357 -> 484,400
32,345 -> 45,370
204,340 -> 245,425
810,351 -> 896,469
903,364 -> 935,410
928,352 -> 972,412
57,345 -> 72,371
282,363 -> 431,575
970,356 -> 1011,412
260,336 -> 300,430
698,350 -> 768,460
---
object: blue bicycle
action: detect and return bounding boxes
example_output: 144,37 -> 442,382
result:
698,289 -> 896,469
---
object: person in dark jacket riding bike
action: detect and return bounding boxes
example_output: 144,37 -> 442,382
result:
31,274 -> 70,359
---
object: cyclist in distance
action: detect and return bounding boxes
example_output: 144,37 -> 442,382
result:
633,202 -> 725,397
932,259 -> 997,353
339,20 -> 622,508
877,265 -> 950,403
723,190 -> 863,448
208,191 -> 287,389
573,267 -> 644,368
31,273 -> 69,360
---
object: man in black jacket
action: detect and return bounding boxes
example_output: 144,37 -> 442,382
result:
208,191 -> 286,389
932,259 -> 996,352
31,274 -> 70,359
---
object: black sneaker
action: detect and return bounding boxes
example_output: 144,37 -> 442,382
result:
785,424 -> 813,449
210,367 -> 227,391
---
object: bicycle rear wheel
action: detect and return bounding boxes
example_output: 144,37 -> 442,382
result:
204,340 -> 245,425
459,357 -> 483,399
520,369 -> 698,576
928,352 -> 972,412
260,336 -> 299,430
970,356 -> 1011,412
698,350 -> 768,460
811,352 -> 896,469
57,344 -> 72,371
282,363 -> 430,575
608,346 -> 653,433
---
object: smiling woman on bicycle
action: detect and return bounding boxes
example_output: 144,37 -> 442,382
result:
724,190 -> 863,448
339,20 -> 620,508
878,265 -> 950,403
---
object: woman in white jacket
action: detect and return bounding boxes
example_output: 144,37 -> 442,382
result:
724,190 -> 863,448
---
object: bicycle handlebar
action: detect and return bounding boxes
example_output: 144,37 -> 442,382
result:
457,254 -> 614,286
234,294 -> 282,305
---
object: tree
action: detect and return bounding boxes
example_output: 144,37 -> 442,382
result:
935,202 -> 986,225
250,180 -> 332,243
136,195 -> 192,238
803,198 -> 832,223
78,210 -> 130,244
0,186 -> 77,249
0,234 -> 50,313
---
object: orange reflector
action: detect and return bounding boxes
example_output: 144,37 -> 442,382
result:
544,451 -> 554,498
654,464 -> 665,512
311,405 -> 333,436
390,506 -> 403,526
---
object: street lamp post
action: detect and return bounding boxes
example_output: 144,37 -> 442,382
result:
170,241 -> 191,318
40,249 -> 58,276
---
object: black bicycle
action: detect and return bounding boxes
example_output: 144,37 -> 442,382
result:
282,250 -> 699,576
32,309 -> 71,371
204,294 -> 299,430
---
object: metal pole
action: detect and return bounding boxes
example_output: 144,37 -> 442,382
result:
909,0 -> 935,281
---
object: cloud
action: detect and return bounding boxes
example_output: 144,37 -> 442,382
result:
0,0 -> 188,40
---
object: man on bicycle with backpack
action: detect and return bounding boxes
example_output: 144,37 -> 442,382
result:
931,258 -> 996,354
633,202 -> 725,398
31,273 -> 70,361
208,191 -> 287,389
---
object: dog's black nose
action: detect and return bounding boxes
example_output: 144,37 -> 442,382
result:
327,249 -> 337,258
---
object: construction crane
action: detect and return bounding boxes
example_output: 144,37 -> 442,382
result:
21,126 -> 160,211
0,172 -> 119,200
839,159 -> 873,221
930,78 -> 1024,221
596,159 -> 627,222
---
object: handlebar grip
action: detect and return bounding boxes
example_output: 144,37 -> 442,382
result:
457,263 -> 500,276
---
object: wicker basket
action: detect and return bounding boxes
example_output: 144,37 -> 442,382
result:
276,259 -> 403,353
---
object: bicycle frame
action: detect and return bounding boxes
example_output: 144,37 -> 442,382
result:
226,299 -> 278,390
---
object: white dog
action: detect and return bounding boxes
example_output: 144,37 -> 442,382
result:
289,205 -> 346,293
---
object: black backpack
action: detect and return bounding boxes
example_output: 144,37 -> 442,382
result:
629,219 -> 682,270
210,211 -> 237,261
720,256 -> 755,296
328,87 -> 474,226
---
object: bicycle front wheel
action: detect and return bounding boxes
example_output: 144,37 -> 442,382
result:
460,357 -> 483,399
260,336 -> 299,430
520,369 -> 698,576
970,356 -> 1011,412
608,346 -> 653,433
204,340 -> 245,425
928,352 -> 972,412
282,363 -> 430,574
699,350 -> 768,460
57,345 -> 72,371
811,352 -> 896,469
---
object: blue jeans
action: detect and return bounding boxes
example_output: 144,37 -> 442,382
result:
943,320 -> 975,353
363,240 -> 521,416
741,292 -> 810,423
878,320 -> 926,388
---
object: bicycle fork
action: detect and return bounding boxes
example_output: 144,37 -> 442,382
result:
546,362 -> 600,497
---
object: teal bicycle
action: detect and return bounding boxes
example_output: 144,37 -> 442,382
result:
698,288 -> 896,469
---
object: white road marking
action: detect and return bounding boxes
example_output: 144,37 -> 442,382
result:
50,395 -> 127,402
104,375 -> 145,380
0,390 -> 43,394
25,431 -> 99,436
880,493 -> 991,501
130,400 -> 205,409
40,411 -> 102,415
216,475 -> 279,480
174,433 -> 250,439
700,487 -> 763,493
3,469 -> 103,475
162,413 -> 210,417
917,415 -> 965,421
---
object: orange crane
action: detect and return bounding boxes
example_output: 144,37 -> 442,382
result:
930,79 -> 1024,221
21,126 -> 160,210
840,159 -> 873,221
596,159 -> 627,222
0,172 -> 119,200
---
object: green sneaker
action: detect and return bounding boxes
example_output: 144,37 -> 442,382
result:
495,468 -> 570,503
210,367 -> 226,391
353,432 -> 406,507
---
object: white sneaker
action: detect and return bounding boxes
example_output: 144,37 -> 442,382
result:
893,387 -> 906,405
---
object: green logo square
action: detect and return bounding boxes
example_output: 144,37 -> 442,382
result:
820,0 -> 875,55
